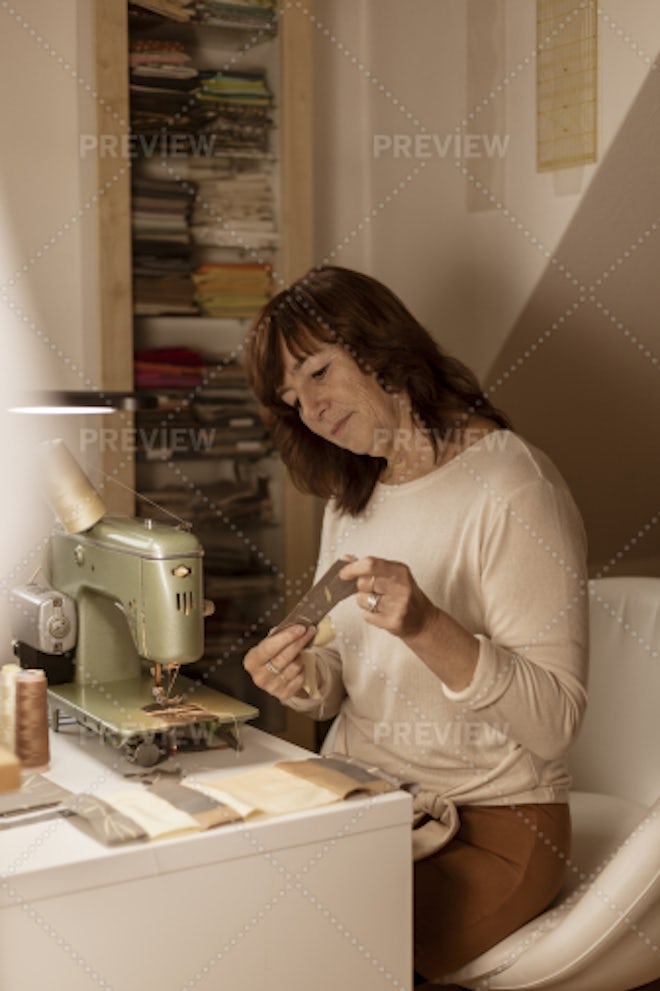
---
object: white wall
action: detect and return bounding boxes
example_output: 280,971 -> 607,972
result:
312,0 -> 660,575
0,0 -> 100,647
313,0 -> 660,373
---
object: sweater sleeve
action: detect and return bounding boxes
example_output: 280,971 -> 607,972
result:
284,643 -> 347,720
443,475 -> 589,761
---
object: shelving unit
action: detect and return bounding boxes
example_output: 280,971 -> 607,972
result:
93,0 -> 320,747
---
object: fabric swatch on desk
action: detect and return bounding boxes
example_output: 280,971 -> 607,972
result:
275,755 -> 403,800
102,789 -> 202,839
201,765 -> 341,817
0,773 -> 73,817
149,778 -> 242,829
62,793 -> 148,846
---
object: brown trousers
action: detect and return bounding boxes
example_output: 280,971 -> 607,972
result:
414,803 -> 571,981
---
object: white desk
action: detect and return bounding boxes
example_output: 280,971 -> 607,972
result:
0,724 -> 413,991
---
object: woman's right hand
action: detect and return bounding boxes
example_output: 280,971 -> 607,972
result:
243,623 -> 317,702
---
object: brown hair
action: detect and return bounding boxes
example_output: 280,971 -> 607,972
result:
243,266 -> 511,516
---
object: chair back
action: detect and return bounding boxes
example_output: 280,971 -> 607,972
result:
568,576 -> 660,806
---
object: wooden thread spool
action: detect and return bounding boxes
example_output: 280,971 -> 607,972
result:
15,669 -> 50,770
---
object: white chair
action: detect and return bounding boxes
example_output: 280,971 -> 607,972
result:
443,576 -> 660,991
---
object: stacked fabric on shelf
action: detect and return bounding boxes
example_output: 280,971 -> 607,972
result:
130,39 -> 200,145
128,0 -> 196,23
129,39 -> 200,314
138,155 -> 277,241
133,254 -> 198,316
128,31 -> 277,312
192,262 -> 272,317
132,176 -> 193,249
129,0 -> 277,30
130,44 -> 275,157
137,475 -> 273,528
197,69 -> 273,108
134,346 -> 206,389
133,413 -> 270,460
132,177 -> 198,315
196,0 -> 277,31
133,351 -> 271,456
191,166 -> 277,247
195,69 -> 274,155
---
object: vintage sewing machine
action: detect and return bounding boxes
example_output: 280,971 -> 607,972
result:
13,441 -> 258,766
40,516 -> 258,764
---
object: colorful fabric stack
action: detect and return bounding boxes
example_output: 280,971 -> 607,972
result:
128,12 -> 278,313
195,70 -> 274,154
196,0 -> 277,31
191,262 -> 272,317
130,39 -> 199,142
197,71 -> 273,108
133,356 -> 271,461
134,347 -> 205,389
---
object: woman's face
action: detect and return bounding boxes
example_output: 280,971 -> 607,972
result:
279,341 -> 405,459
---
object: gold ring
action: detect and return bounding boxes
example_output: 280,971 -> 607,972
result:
370,575 -> 376,593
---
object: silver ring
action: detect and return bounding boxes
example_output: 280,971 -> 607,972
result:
366,591 -> 380,613
266,661 -> 281,676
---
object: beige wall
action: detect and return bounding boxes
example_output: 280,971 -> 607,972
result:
312,0 -> 660,575
0,0 -> 103,647
1,0 -> 101,390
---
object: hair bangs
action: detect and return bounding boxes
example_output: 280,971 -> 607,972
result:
251,288 -> 342,410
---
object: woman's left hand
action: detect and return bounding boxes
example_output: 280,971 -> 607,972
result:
339,556 -> 436,639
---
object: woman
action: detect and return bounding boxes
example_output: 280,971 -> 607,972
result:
243,265 -> 588,985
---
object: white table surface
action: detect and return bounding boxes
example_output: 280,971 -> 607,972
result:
1,722 -> 413,991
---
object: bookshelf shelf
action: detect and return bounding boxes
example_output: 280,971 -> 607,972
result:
95,0 -> 318,746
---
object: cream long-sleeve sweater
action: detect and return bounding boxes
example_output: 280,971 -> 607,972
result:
287,431 -> 589,815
